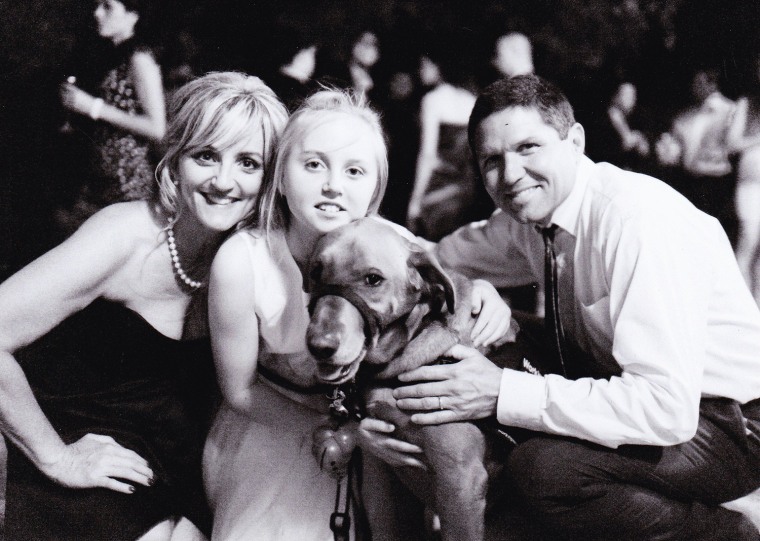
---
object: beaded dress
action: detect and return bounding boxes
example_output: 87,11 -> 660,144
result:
91,39 -> 157,204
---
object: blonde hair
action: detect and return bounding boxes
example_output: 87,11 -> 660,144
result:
255,87 -> 388,237
155,72 -> 289,223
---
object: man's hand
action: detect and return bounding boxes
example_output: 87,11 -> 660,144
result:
393,344 -> 502,424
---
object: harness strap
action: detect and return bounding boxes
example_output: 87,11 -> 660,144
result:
309,284 -> 382,345
257,364 -> 336,395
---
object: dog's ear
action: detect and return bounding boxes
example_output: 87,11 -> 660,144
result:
408,247 -> 457,314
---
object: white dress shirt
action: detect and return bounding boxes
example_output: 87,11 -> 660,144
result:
436,156 -> 760,448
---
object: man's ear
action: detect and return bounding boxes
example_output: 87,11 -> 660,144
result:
568,122 -> 585,154
408,247 -> 457,314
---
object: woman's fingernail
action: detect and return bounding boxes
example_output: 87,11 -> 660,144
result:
128,485 -> 135,493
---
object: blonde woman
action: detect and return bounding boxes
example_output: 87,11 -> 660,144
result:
1,72 -> 287,540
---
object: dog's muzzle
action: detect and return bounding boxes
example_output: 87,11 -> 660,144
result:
308,284 -> 381,349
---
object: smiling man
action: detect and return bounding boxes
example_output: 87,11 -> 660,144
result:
393,74 -> 760,540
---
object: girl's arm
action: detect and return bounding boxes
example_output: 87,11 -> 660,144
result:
60,50 -> 166,143
0,206 -> 154,492
208,234 -> 262,414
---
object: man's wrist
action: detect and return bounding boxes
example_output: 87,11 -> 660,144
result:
496,368 -> 546,428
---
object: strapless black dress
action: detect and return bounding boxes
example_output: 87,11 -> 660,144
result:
5,299 -> 217,540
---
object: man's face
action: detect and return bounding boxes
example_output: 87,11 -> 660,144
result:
474,106 -> 584,225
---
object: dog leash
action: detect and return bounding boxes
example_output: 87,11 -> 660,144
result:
311,382 -> 366,541
330,452 -> 355,541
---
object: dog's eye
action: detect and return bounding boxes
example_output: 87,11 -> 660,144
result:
364,274 -> 384,287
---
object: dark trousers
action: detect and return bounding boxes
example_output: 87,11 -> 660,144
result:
507,398 -> 760,540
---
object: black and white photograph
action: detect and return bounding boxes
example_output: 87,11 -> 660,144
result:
1,0 -> 759,539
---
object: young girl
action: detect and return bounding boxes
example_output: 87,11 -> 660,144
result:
0,72 -> 287,541
203,89 -> 511,540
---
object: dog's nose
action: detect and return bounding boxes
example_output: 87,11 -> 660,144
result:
307,335 -> 339,360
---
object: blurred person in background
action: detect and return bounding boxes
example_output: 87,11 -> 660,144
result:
314,27 -> 381,101
479,31 -> 535,88
58,0 -> 166,235
655,67 -> 737,243
727,52 -> 760,305
265,29 -> 318,113
587,81 -> 654,174
406,36 -> 492,240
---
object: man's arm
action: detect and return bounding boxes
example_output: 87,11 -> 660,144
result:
435,210 -> 538,288
398,200 -> 716,448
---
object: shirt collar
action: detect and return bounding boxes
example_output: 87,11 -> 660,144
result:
546,155 -> 592,238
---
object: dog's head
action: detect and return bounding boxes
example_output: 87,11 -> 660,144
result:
306,218 -> 456,384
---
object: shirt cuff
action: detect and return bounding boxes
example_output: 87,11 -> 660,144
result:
496,368 -> 546,428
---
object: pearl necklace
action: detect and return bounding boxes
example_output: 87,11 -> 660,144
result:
166,221 -> 204,290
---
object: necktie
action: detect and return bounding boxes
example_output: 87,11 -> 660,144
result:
542,225 -> 568,376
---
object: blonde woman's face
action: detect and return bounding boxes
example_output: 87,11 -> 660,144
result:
176,131 -> 266,232
283,114 -> 379,236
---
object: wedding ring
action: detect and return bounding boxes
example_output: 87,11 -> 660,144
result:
437,396 -> 443,410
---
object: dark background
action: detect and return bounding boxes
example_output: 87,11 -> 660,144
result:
2,0 -> 759,275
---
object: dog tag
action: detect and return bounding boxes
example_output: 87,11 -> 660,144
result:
329,388 -> 350,419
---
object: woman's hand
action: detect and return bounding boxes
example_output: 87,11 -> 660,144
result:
469,279 -> 515,348
59,82 -> 98,117
41,433 -> 154,494
357,418 -> 427,470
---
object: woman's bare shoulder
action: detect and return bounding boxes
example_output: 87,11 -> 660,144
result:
84,201 -> 161,244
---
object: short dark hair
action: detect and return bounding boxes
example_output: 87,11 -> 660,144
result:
467,74 -> 576,151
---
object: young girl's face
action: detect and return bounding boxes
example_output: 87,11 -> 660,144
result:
283,113 -> 379,236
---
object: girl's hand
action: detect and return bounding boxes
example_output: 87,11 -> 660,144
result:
469,279 -> 515,348
41,433 -> 154,494
357,417 -> 426,469
59,83 -> 97,117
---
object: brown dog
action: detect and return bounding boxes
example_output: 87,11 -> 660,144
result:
306,218 -> 538,541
